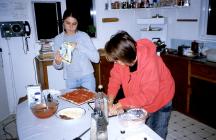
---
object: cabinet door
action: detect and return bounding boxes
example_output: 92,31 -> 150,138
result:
161,55 -> 189,113
93,56 -> 113,93
100,56 -> 113,93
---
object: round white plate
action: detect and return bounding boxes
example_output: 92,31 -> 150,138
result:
56,107 -> 85,120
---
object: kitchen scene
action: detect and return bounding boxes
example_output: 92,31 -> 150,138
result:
0,0 -> 216,139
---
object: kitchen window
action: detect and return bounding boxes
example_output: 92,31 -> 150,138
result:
200,0 -> 216,41
66,0 -> 96,38
33,2 -> 63,41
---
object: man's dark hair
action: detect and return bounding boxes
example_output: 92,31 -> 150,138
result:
105,31 -> 137,64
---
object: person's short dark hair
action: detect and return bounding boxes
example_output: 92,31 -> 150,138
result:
105,31 -> 137,64
63,9 -> 79,21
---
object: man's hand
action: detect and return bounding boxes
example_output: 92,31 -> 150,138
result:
108,102 -> 123,116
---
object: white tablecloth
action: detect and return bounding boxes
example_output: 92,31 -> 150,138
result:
16,98 -> 163,140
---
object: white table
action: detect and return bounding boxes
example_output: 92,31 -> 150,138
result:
16,98 -> 163,140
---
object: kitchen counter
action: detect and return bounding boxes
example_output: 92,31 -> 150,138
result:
163,52 -> 216,67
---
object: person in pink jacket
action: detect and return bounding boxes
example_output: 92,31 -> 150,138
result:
105,31 -> 175,139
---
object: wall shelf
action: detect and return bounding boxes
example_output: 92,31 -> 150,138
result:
137,18 -> 166,25
136,18 -> 168,44
106,6 -> 190,11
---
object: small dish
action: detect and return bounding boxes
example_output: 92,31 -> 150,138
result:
56,107 -> 85,120
31,100 -> 59,119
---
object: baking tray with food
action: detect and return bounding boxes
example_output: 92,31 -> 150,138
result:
59,88 -> 96,105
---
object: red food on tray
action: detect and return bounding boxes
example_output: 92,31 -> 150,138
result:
60,89 -> 95,105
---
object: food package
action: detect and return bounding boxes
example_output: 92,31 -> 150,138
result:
59,42 -> 76,64
26,85 -> 42,106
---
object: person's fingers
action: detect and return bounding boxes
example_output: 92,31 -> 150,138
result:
109,109 -> 117,116
54,52 -> 62,64
109,104 -> 120,116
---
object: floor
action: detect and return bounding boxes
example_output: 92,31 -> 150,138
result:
167,111 -> 216,140
0,114 -> 17,140
0,111 -> 216,140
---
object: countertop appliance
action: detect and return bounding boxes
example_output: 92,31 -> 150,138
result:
206,49 -> 216,62
178,45 -> 190,55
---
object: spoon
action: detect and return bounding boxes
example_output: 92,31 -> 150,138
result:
43,94 -> 48,109
73,128 -> 90,140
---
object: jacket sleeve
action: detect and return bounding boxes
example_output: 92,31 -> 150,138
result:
78,33 -> 99,63
52,35 -> 64,70
119,62 -> 161,108
107,64 -> 122,99
53,60 -> 63,70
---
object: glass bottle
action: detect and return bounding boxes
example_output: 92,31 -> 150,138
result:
97,85 -> 108,121
94,85 -> 102,114
97,110 -> 108,140
90,112 -> 98,140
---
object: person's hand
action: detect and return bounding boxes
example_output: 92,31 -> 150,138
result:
108,98 -> 114,111
108,102 -> 123,116
54,50 -> 62,65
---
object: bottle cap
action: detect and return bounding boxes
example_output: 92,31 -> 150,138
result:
98,85 -> 103,89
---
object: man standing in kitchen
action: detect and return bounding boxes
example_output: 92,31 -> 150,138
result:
105,31 -> 175,139
53,9 -> 99,91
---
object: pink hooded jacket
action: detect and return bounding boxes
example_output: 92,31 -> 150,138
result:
107,39 -> 175,113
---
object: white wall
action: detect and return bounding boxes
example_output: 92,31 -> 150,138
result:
0,51 -> 9,121
0,0 -> 66,114
93,0 -> 201,48
0,0 -> 207,114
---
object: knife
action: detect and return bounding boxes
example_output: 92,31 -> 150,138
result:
73,127 -> 90,140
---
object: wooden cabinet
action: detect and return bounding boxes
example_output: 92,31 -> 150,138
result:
191,62 -> 216,83
93,49 -> 113,93
35,57 -> 53,90
161,54 -> 189,113
161,53 -> 216,128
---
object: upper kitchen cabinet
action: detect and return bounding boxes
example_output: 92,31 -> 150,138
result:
105,0 -> 190,10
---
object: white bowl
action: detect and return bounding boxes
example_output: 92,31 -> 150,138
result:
56,107 -> 85,120
118,108 -> 148,128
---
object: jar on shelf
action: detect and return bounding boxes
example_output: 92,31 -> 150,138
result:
177,0 -> 184,6
111,1 -> 120,9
